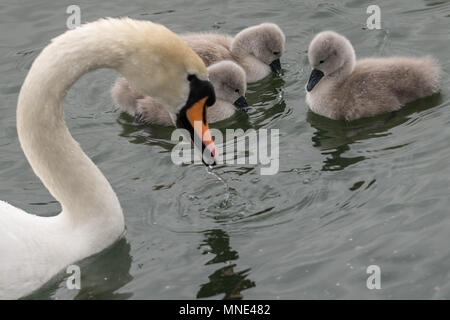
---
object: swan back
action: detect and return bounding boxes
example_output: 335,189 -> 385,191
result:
182,33 -> 234,66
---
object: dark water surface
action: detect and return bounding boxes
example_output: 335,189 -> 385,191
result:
0,0 -> 449,299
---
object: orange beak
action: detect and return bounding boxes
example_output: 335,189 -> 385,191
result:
186,97 -> 217,165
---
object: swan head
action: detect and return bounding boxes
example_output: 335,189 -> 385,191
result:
115,19 -> 217,164
232,23 -> 285,74
306,31 -> 356,92
208,61 -> 248,112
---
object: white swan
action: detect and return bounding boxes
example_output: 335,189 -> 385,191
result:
0,18 -> 217,300
305,31 -> 441,120
111,60 -> 248,125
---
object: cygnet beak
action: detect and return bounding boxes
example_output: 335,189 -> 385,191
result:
233,96 -> 250,112
306,69 -> 324,92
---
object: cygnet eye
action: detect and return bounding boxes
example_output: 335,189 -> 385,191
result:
319,60 -> 325,64
235,89 -> 240,93
273,51 -> 280,55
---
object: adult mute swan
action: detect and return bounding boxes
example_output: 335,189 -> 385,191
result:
0,18 -> 217,299
305,31 -> 440,120
111,60 -> 248,125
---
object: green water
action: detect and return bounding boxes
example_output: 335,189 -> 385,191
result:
0,0 -> 449,299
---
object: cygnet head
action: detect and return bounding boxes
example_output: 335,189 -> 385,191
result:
232,23 -> 286,74
113,18 -> 217,163
208,61 -> 248,111
306,31 -> 356,92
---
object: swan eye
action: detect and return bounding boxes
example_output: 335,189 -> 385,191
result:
187,74 -> 195,82
319,60 -> 324,64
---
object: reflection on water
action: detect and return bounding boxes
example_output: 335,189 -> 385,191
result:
307,94 -> 443,171
24,238 -> 133,300
196,229 -> 255,300
247,75 -> 286,129
117,112 -> 178,154
319,144 -> 366,172
73,238 -> 133,299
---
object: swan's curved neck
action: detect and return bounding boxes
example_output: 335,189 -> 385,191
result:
16,23 -> 127,222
